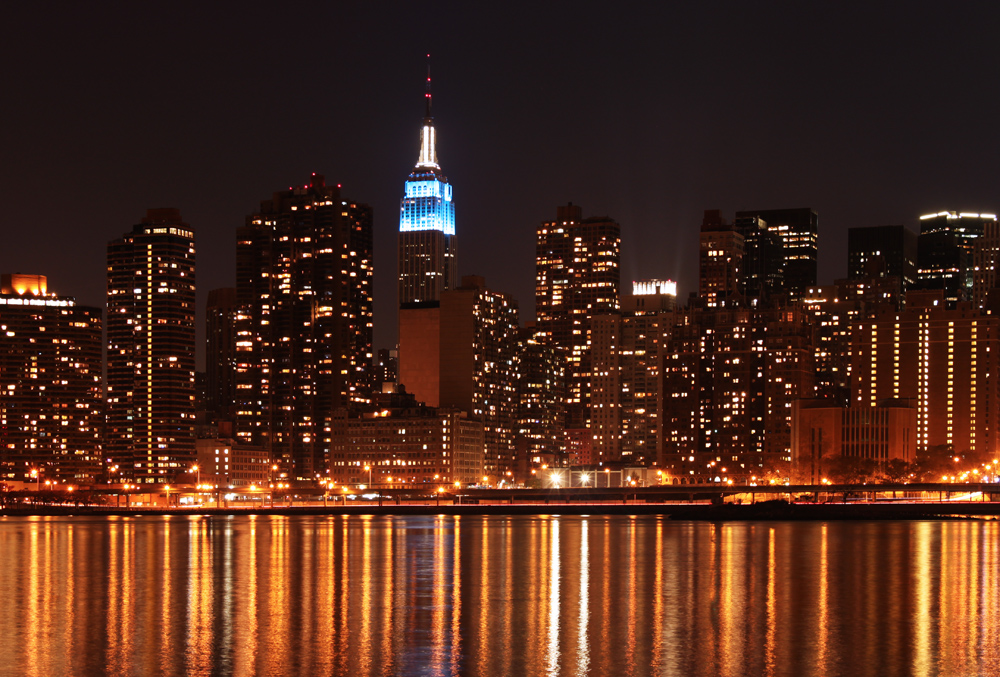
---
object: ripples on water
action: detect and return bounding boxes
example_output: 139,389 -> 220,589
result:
0,515 -> 997,676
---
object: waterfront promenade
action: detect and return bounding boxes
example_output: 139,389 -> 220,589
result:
4,482 -> 1000,519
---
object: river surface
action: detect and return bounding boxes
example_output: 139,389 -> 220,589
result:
0,514 -> 997,676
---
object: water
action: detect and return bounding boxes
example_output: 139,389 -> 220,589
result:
0,514 -> 997,676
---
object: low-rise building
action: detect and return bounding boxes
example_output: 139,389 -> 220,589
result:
329,392 -> 484,486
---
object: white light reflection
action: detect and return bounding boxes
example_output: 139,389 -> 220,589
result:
546,518 -> 561,676
577,519 -> 590,675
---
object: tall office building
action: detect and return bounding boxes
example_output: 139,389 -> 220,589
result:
735,208 -> 818,301
535,203 -> 621,429
734,214 -> 783,302
236,175 -> 373,480
106,209 -> 196,483
0,274 -> 103,484
973,220 -> 1000,308
398,276 -> 520,476
205,287 -> 237,417
917,211 -> 996,305
398,65 -> 457,305
847,225 -> 917,290
699,210 -> 743,308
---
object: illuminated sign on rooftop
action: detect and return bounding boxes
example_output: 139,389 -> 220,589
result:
633,279 -> 677,296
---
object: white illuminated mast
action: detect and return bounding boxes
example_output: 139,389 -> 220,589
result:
416,56 -> 439,170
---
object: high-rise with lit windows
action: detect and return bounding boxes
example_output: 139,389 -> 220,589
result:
916,210 -> 996,305
236,175 -> 373,480
592,280 -> 677,466
535,203 -> 621,430
699,210 -> 744,308
398,276 -> 520,477
735,208 -> 818,302
106,209 -> 196,483
398,65 -> 456,305
851,291 -> 1000,458
0,274 -> 103,484
662,305 -> 814,481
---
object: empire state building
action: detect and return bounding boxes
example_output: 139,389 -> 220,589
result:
398,63 -> 457,305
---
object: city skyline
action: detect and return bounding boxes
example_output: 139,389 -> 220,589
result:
3,3 -> 1000,360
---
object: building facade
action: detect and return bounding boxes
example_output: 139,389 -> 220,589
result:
847,224 -> 917,292
0,274 -> 103,484
662,306 -> 814,481
235,175 -> 373,481
735,208 -> 819,302
106,209 -> 196,484
917,211 -> 996,305
399,276 -> 520,476
791,399 -> 917,484
851,292 -> 1000,459
398,68 -> 456,305
516,325 -> 566,467
534,203 -> 620,429
699,210 -> 743,308
591,280 -> 676,466
205,287 -> 237,418
330,404 -> 484,486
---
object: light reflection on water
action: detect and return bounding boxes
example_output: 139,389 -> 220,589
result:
0,515 -> 999,676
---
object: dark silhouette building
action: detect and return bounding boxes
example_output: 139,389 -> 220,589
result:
916,211 -> 996,305
847,224 -> 917,290
205,287 -> 237,418
735,208 -> 819,302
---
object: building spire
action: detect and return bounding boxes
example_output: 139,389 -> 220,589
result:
425,54 -> 432,120
415,54 -> 439,170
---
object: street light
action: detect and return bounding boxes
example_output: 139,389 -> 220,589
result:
365,464 -> 372,486
190,464 -> 200,486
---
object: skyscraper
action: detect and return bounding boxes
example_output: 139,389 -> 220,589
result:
662,305 -> 814,481
516,325 -> 565,467
106,209 -> 196,483
0,274 -> 103,484
851,291 -> 1000,458
398,276 -> 520,477
591,280 -> 677,466
916,210 -> 996,305
535,203 -> 621,430
847,224 -> 917,289
735,208 -> 818,301
699,210 -> 743,308
398,65 -> 456,305
205,287 -> 237,418
235,175 -> 373,480
734,214 -> 783,302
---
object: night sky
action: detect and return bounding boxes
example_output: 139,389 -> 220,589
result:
3,1 -> 1000,364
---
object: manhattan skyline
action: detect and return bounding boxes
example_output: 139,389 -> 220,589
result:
3,2 -> 1000,360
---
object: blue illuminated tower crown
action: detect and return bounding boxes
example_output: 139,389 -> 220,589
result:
398,58 -> 457,304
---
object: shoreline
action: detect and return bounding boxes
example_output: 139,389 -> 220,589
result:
3,500 -> 1000,520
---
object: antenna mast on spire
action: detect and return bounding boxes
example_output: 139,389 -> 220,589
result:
425,54 -> 433,120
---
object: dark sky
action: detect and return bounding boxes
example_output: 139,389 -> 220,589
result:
3,1 -> 1000,364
